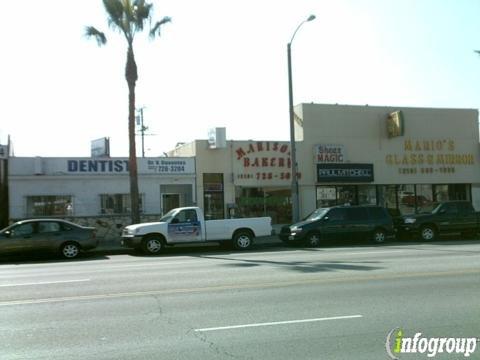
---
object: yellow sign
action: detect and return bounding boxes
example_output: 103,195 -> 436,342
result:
385,154 -> 474,166
385,139 -> 475,174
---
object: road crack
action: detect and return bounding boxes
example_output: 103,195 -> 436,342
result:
187,328 -> 252,360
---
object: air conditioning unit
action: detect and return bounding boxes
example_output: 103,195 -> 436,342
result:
207,127 -> 227,149
34,157 -> 44,175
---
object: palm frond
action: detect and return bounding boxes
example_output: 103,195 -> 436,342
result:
149,16 -> 171,38
85,26 -> 107,46
123,0 -> 135,23
103,0 -> 125,30
133,0 -> 153,31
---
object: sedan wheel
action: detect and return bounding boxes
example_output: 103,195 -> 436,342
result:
61,243 -> 80,259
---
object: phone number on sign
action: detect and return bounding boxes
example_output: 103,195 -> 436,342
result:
148,165 -> 185,173
237,172 -> 302,180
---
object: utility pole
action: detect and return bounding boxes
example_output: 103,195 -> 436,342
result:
0,136 -> 10,228
136,107 -> 147,158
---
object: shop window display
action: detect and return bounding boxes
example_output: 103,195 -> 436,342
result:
357,185 -> 377,206
414,184 -> 433,210
377,185 -> 399,216
398,185 -> 416,215
336,185 -> 357,205
316,185 -> 376,208
433,184 -> 470,202
316,187 -> 337,208
235,187 -> 291,224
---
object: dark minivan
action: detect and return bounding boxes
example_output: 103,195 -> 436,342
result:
279,205 -> 395,247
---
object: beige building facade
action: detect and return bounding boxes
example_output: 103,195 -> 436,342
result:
170,103 -> 480,224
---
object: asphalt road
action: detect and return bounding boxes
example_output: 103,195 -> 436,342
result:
0,241 -> 479,360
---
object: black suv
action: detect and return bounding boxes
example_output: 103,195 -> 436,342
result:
279,205 -> 395,247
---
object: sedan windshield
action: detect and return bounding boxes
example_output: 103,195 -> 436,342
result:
304,208 -> 330,222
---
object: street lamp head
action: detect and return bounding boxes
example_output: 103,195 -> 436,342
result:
289,14 -> 316,44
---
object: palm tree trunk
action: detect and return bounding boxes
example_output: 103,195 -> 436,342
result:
126,45 -> 140,224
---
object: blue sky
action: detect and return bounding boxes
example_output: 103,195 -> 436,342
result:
1,0 -> 480,157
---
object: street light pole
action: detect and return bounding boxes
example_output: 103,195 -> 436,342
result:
287,42 -> 299,223
288,14 -> 315,223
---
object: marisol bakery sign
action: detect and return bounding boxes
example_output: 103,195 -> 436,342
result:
233,141 -> 299,185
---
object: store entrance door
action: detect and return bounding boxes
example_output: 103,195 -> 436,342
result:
162,194 -> 180,214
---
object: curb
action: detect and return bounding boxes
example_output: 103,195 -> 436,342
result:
94,235 -> 282,254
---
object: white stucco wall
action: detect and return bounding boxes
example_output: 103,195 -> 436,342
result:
9,157 -> 196,218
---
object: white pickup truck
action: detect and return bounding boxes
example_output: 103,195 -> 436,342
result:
121,206 -> 272,254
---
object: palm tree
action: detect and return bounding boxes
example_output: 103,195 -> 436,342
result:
86,0 -> 170,224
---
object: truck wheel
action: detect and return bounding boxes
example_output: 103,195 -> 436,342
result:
372,228 -> 386,244
420,225 -> 437,241
233,231 -> 253,250
142,236 -> 164,255
305,232 -> 321,247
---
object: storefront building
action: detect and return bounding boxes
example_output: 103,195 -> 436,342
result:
170,103 -> 480,224
9,157 -> 196,219
168,139 -> 295,224
7,103 -> 480,228
295,103 -> 480,217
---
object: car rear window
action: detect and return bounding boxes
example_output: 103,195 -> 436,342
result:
38,222 -> 61,233
60,222 -> 75,231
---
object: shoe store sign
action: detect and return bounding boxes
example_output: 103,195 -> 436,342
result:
314,144 -> 346,163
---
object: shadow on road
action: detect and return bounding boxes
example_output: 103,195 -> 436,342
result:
194,254 -> 383,273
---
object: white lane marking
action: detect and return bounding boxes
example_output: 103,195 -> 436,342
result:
0,279 -> 91,287
340,250 -> 406,256
0,267 -> 479,307
194,314 -> 363,332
